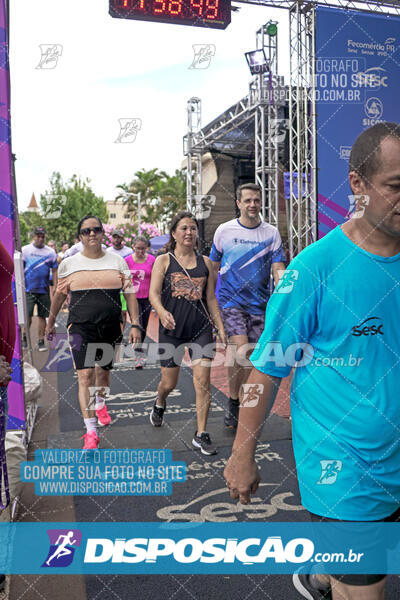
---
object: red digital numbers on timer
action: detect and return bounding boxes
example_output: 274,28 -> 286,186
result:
154,0 -> 182,14
190,0 -> 219,19
112,0 -> 223,21
205,0 -> 218,18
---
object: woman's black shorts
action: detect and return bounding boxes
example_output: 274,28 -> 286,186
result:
67,320 -> 123,370
158,326 -> 214,368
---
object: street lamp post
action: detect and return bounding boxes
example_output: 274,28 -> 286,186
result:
137,192 -> 141,236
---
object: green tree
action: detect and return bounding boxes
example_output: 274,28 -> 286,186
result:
115,168 -> 187,230
116,168 -> 162,224
39,172 -> 108,245
157,169 -> 186,226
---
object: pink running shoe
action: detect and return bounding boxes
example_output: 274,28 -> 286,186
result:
135,356 -> 145,369
96,404 -> 111,427
81,431 -> 99,450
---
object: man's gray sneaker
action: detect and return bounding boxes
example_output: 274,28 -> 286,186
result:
192,432 -> 217,455
292,572 -> 332,599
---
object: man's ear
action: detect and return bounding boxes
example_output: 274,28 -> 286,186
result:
348,171 -> 365,195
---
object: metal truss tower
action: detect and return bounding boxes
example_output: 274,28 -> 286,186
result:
288,2 -> 316,257
184,98 -> 202,212
253,22 -> 280,226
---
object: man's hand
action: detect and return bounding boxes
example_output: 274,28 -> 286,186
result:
128,327 -> 141,346
0,356 -> 12,386
160,310 -> 175,330
223,454 -> 260,505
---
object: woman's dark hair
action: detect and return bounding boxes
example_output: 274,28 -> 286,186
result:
133,235 -> 150,248
76,215 -> 103,238
165,211 -> 199,253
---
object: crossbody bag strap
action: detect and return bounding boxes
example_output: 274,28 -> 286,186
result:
168,252 -> 215,328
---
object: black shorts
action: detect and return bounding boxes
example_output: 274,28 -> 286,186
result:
67,320 -> 123,370
26,292 -> 51,318
158,326 -> 214,368
309,506 -> 400,585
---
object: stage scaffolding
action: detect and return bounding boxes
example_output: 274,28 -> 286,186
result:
184,0 -> 400,258
184,20 -> 286,229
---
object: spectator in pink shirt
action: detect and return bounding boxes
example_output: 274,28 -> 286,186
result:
125,236 -> 155,368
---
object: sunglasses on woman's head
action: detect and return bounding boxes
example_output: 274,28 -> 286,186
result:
80,226 -> 103,236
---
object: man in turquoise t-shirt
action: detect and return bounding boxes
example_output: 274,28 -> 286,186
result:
224,122 -> 400,600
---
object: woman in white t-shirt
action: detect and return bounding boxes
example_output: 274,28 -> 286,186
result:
45,215 -> 141,449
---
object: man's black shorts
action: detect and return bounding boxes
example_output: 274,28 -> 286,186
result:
309,506 -> 400,586
67,320 -> 123,370
26,292 -> 51,318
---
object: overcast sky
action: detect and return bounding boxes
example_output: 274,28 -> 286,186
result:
10,0 -> 289,210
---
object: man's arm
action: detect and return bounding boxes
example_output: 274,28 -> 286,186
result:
209,260 -> 220,291
224,368 -> 281,504
204,257 -> 226,345
272,261 -> 285,286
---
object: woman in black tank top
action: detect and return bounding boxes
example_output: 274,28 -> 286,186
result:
149,212 -> 227,456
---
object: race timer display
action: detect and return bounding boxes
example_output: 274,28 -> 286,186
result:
109,0 -> 231,29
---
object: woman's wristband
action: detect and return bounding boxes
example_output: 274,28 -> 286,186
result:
130,324 -> 141,330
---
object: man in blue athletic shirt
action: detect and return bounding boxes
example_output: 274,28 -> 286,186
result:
224,123 -> 400,600
210,183 -> 286,429
22,227 -> 58,352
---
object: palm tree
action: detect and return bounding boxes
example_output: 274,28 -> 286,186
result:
115,168 -> 162,222
157,169 -> 187,227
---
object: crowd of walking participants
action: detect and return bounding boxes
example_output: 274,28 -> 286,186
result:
3,123 -> 400,598
20,182 -> 285,454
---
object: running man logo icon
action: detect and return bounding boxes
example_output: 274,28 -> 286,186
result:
42,334 -> 81,373
275,270 -> 299,294
189,44 -> 216,69
115,118 -> 142,143
193,195 -> 216,219
42,529 -> 82,568
36,44 -> 63,69
347,194 -> 370,219
241,383 -> 264,407
317,460 -> 342,485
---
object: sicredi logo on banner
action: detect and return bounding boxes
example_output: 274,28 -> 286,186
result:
83,536 -> 314,565
42,529 -> 82,567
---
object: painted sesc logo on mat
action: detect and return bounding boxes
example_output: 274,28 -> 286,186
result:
42,529 -> 82,567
